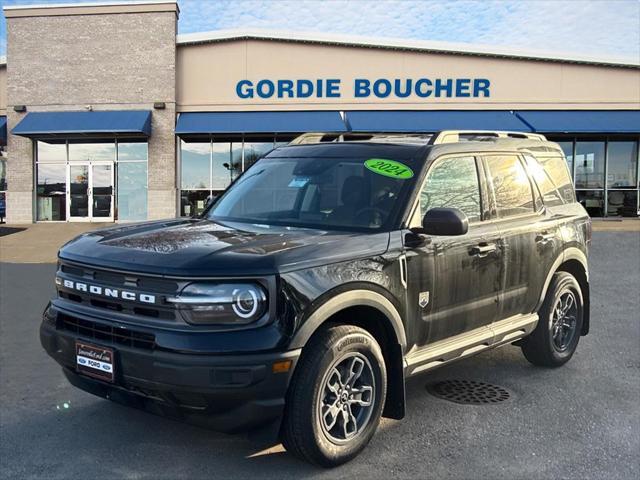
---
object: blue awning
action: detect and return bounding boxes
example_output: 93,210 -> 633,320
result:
515,110 -> 640,133
175,111 -> 348,135
0,116 -> 6,146
11,110 -> 152,138
345,110 -> 532,132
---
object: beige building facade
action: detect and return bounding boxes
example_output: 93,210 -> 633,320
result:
0,0 -> 639,223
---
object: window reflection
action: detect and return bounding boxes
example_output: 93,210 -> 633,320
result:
420,156 -> 481,221
244,142 -> 274,170
556,141 -> 574,177
607,142 -> 637,188
37,141 -> 66,163
36,164 -> 67,221
69,141 -> 115,162
118,141 -> 148,161
0,156 -> 6,191
117,162 -> 147,221
212,142 -> 234,189
575,141 -> 605,189
181,140 -> 210,189
485,155 -> 535,217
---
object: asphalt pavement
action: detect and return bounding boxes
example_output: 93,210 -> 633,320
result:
1,232 -> 639,479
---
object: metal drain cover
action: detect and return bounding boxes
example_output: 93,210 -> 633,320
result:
427,379 -> 511,405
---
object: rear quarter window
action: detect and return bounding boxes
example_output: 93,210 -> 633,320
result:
525,154 -> 576,206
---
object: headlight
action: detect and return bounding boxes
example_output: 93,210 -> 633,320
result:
168,283 -> 267,325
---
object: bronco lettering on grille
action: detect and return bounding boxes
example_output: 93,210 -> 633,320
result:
57,277 -> 157,304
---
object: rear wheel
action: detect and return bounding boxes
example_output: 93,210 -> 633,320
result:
281,325 -> 386,467
521,271 -> 584,367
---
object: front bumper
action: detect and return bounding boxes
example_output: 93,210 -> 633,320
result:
40,307 -> 300,433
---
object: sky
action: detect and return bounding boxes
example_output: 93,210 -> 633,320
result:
0,0 -> 639,60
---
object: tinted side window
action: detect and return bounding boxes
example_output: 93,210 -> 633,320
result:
524,154 -> 575,207
485,155 -> 535,217
542,155 -> 576,204
420,156 -> 481,222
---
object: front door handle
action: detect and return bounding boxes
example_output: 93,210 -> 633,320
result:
470,242 -> 497,257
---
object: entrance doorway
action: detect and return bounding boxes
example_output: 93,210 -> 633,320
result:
67,163 -> 114,222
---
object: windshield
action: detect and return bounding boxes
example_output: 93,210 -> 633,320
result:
206,155 -> 419,231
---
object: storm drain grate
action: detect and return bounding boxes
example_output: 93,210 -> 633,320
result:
426,380 -> 511,405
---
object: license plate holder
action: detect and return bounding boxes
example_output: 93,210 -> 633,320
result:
75,341 -> 115,383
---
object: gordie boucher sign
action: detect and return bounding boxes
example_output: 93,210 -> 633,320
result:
236,78 -> 491,99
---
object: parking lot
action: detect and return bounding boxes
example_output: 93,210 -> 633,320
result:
1,230 -> 639,479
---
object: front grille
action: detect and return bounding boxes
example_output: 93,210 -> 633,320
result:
57,313 -> 156,351
57,261 -> 180,321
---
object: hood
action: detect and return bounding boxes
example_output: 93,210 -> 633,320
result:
58,218 -> 391,277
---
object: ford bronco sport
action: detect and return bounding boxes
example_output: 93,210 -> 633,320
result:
41,130 -> 591,467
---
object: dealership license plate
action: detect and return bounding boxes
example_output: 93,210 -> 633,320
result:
75,341 -> 115,383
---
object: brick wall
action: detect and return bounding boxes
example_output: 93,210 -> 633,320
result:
5,9 -> 177,223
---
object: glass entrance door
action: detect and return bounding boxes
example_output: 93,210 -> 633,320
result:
91,163 -> 114,221
68,164 -> 90,221
67,163 -> 114,222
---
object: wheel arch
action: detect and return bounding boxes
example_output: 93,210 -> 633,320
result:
289,288 -> 407,420
538,248 -> 590,335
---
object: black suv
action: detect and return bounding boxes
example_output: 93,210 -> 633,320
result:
41,131 -> 591,467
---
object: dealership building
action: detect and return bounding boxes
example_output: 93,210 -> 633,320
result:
0,0 -> 639,224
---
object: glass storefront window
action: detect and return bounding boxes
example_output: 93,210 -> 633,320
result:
556,141 -> 574,177
35,139 -> 148,222
0,156 -> 7,191
577,190 -> 604,217
69,141 -> 115,162
118,141 -> 148,161
36,163 -> 67,221
607,142 -> 638,188
181,140 -> 211,190
607,190 -> 638,217
117,162 -> 147,221
180,190 -> 210,217
231,142 -> 243,179
37,141 -> 66,163
212,142 -> 234,190
575,141 -> 605,189
244,142 -> 274,171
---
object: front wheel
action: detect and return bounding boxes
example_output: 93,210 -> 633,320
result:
521,271 -> 584,367
281,325 -> 387,467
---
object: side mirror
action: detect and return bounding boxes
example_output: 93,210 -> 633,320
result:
419,207 -> 469,236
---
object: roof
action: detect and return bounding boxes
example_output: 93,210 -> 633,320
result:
2,0 -> 178,10
176,28 -> 640,69
2,1 -> 179,18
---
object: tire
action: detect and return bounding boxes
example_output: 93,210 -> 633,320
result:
281,324 -> 387,467
521,271 -> 584,367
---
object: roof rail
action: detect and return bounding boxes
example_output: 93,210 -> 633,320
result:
429,130 -> 547,145
289,132 -> 434,145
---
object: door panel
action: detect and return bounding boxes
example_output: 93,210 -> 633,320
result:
405,222 -> 504,347
403,154 -> 504,350
68,164 -> 90,221
483,154 -> 559,319
91,164 -> 114,220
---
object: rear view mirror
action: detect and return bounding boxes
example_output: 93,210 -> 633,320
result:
420,207 -> 469,236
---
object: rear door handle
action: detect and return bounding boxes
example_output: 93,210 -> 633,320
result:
470,243 -> 497,257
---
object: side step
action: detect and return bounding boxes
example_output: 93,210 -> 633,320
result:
404,313 -> 538,377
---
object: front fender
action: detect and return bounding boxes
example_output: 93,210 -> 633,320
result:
289,288 -> 407,350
